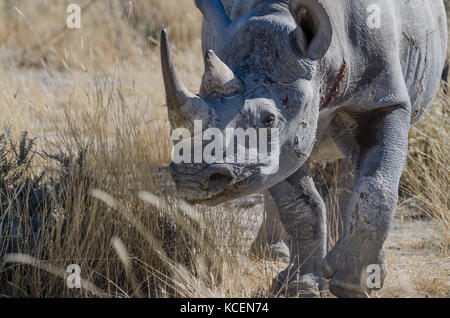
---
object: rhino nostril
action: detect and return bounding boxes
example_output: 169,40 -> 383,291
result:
170,162 -> 235,194
207,172 -> 233,191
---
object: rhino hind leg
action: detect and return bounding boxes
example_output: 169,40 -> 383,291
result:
250,190 -> 289,263
323,105 -> 411,298
269,162 -> 328,298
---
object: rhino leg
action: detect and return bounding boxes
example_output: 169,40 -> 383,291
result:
270,162 -> 327,298
323,105 -> 410,298
250,191 -> 289,263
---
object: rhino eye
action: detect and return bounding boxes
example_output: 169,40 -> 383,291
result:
263,115 -> 276,128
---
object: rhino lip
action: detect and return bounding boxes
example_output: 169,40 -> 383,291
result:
189,177 -> 251,205
169,163 -> 253,203
170,163 -> 237,198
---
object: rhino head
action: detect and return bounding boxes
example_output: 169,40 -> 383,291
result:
161,0 -> 332,205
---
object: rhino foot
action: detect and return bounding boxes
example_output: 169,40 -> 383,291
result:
250,240 -> 290,263
322,227 -> 387,298
271,269 -> 328,298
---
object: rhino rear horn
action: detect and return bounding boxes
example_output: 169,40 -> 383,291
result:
200,50 -> 243,97
160,29 -> 212,131
289,0 -> 333,60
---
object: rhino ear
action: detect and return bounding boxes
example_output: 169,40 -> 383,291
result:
195,0 -> 231,34
289,0 -> 332,60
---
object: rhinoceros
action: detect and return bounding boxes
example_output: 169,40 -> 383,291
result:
160,0 -> 448,297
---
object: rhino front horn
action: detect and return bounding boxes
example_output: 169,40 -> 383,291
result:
160,29 -> 213,130
200,50 -> 243,97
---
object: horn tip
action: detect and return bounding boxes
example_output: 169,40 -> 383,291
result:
160,28 -> 170,51
205,49 -> 214,61
205,50 -> 220,67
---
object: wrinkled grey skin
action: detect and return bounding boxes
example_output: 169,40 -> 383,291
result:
161,0 -> 447,297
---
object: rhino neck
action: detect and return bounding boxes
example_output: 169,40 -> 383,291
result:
318,59 -> 348,110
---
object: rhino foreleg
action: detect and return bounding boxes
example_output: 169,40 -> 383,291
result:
270,162 -> 328,297
250,191 -> 290,263
324,105 -> 411,298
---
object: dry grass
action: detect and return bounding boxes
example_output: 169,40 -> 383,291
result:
0,0 -> 201,70
0,1 -> 448,298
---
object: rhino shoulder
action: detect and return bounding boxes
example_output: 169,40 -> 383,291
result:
329,0 -> 447,116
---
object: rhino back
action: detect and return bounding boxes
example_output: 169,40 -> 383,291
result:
220,0 -> 280,20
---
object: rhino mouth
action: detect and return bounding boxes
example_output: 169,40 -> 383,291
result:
169,162 -> 258,205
